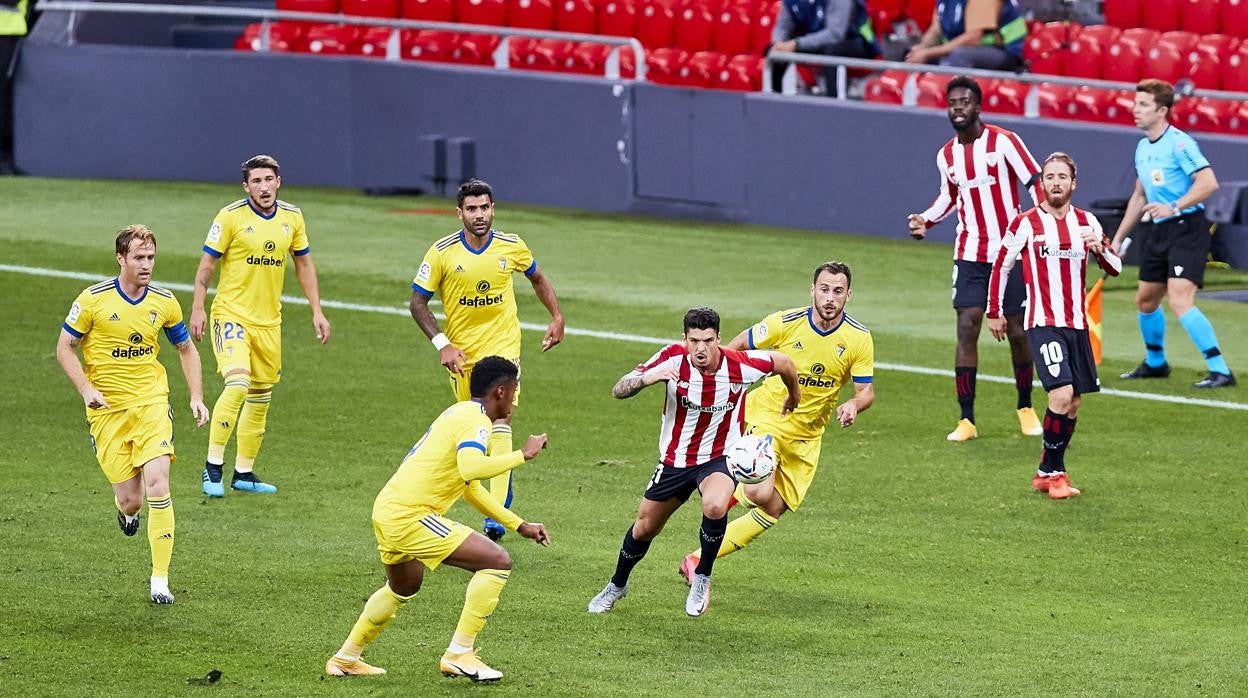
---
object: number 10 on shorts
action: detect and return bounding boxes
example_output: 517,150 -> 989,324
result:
1039,341 -> 1064,378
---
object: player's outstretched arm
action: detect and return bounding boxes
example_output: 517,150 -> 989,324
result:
56,330 -> 109,410
612,364 -> 676,399
174,339 -> 210,427
725,328 -> 751,351
527,268 -> 565,352
292,254 -> 330,344
768,352 -> 801,414
516,522 -> 551,546
189,252 -> 218,342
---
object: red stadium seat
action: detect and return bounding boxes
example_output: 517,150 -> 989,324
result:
276,0 -> 339,14
457,0 -> 507,25
1069,86 -> 1121,123
1222,42 -> 1248,91
236,22 -> 307,52
1103,0 -> 1140,28
673,0 -> 714,52
508,0 -> 554,29
452,33 -> 500,63
637,0 -> 677,48
1101,89 -> 1136,125
342,0 -> 399,17
1064,37 -> 1106,78
303,24 -> 362,53
555,0 -> 596,33
1023,21 -> 1071,76
533,38 -> 578,70
983,79 -> 1027,115
752,0 -> 778,54
717,53 -> 762,90
571,41 -> 638,77
1225,0 -> 1248,39
863,68 -> 908,104
1157,30 -> 1199,54
597,0 -> 637,38
356,26 -> 402,57
1142,0 -> 1180,31
711,3 -> 753,55
1176,97 -> 1240,134
674,50 -> 726,87
1181,0 -> 1220,34
1144,43 -> 1186,84
1076,23 -> 1122,49
645,46 -> 689,84
1034,83 -> 1077,120
403,29 -> 459,61
402,0 -> 454,20
1230,101 -> 1248,136
870,0 -> 905,38
905,0 -> 935,30
914,72 -> 946,109
1104,28 -> 1156,82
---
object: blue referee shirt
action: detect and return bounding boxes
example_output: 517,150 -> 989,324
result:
1134,124 -> 1210,224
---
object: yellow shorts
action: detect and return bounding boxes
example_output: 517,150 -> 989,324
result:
87,402 -> 176,484
752,427 -> 822,511
448,357 -> 521,406
373,509 -> 474,569
210,314 -> 282,385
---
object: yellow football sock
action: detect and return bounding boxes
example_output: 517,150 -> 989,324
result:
451,569 -> 511,650
339,585 -> 412,659
207,377 -> 250,463
734,482 -> 757,508
146,495 -> 175,577
235,387 -> 272,473
716,508 -> 778,559
488,424 -> 514,507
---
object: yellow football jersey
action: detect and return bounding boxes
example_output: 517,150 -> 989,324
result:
375,401 -> 522,526
62,278 -> 189,414
411,230 -> 535,365
203,198 -> 310,328
744,307 -> 874,441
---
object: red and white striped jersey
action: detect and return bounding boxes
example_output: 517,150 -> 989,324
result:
632,344 -> 776,468
988,205 -> 1122,329
919,124 -> 1044,263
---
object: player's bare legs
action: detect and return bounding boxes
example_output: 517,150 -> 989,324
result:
589,497 -> 682,614
685,471 -> 735,617
114,455 -> 176,603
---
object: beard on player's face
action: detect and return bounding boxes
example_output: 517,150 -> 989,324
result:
1045,190 -> 1072,209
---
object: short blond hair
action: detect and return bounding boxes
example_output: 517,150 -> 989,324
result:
115,224 -> 156,256
241,154 -> 281,181
1042,152 -> 1077,179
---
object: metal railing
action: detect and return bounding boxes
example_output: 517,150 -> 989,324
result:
764,51 -> 1248,116
34,0 -> 647,80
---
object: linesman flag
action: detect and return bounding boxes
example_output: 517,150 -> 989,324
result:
1086,277 -> 1104,365
1086,237 -> 1131,366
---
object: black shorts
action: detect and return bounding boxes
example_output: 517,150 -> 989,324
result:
1028,326 -> 1100,395
953,259 -> 1026,314
643,457 -> 732,503
1137,210 -> 1210,287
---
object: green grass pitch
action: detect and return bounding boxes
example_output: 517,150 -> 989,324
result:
1,177 -> 1246,696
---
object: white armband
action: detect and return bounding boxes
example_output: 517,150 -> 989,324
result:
431,333 -> 451,351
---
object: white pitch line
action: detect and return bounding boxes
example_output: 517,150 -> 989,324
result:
5,263 -> 1245,412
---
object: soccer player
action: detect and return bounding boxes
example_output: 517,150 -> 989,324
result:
409,179 -> 564,541
189,155 -> 332,497
587,307 -> 800,618
677,262 -> 874,579
907,75 -> 1046,443
987,153 -> 1122,499
324,356 -> 551,683
55,225 -> 210,604
1109,79 -> 1235,389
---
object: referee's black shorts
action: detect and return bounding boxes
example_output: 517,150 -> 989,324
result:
1137,210 -> 1210,287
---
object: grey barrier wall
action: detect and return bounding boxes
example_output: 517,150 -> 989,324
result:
15,40 -> 1248,250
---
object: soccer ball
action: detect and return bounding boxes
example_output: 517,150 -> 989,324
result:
725,434 -> 776,484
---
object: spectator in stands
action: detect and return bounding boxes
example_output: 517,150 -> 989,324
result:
0,0 -> 28,175
904,0 -> 1027,71
768,0 -> 879,94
